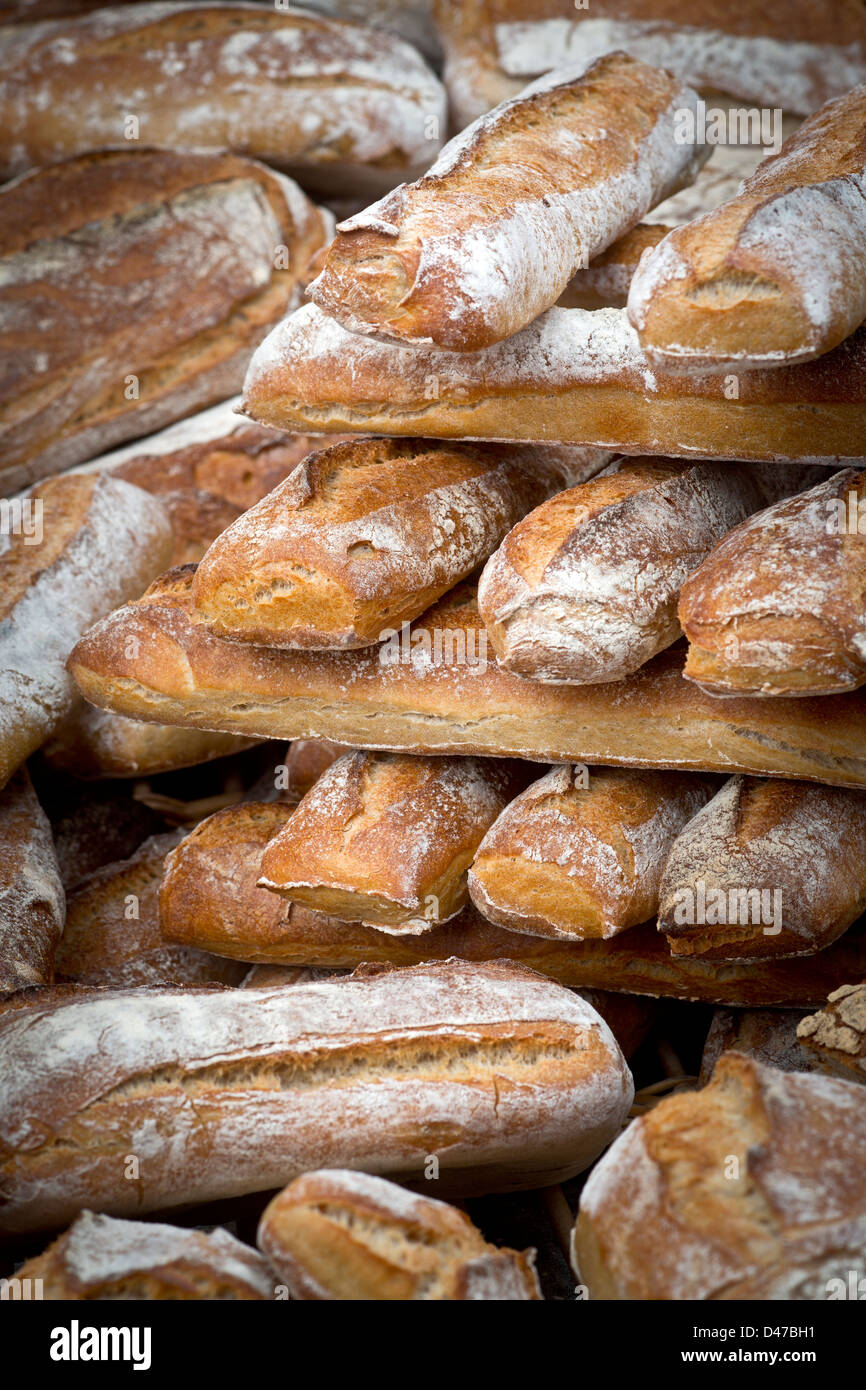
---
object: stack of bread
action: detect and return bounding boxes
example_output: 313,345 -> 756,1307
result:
1,0 -> 865,1303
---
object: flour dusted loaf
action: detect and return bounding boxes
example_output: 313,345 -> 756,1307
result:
680,470 -> 866,697
699,1009 -> 821,1084
573,1052 -> 866,1299
0,473 -> 172,790
16,1210 -> 275,1300
158,800 -> 866,1008
0,768 -> 64,995
797,984 -> 866,1085
41,704 -> 259,781
68,572 -> 866,788
628,87 -> 866,373
258,751 -> 527,932
191,437 -> 607,650
309,54 -> 707,351
468,766 -> 712,941
0,3 -> 446,193
658,776 -> 866,961
241,301 -> 866,462
477,458 -> 767,685
258,1169 -> 540,1301
0,960 -> 634,1232
282,739 -> 353,802
0,148 -> 329,493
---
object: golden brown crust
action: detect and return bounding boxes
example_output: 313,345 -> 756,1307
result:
680,470 -> 866,696
68,569 -> 866,789
0,767 -> 65,995
258,1169 -> 541,1300
468,766 -> 714,940
797,983 -> 866,1085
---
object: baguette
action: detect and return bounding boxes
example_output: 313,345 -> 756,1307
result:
258,751 -> 527,931
0,960 -> 634,1232
573,1052 -> 866,1300
158,800 -> 866,1008
0,473 -> 172,790
41,703 -> 259,780
477,458 -> 767,684
191,437 -> 607,649
797,984 -> 866,1086
628,87 -> 866,372
0,3 -> 447,193
679,470 -> 866,697
0,148 -> 329,494
309,54 -> 708,351
16,1210 -> 275,1300
56,833 -> 246,989
0,768 -> 64,994
433,1 -> 866,127
241,302 -> 866,463
69,571 -> 866,789
468,766 -> 713,941
258,1169 -> 541,1300
282,739 -> 354,802
658,776 -> 866,961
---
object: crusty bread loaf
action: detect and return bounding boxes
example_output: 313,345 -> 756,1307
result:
0,148 -> 329,493
658,776 -> 866,961
797,984 -> 866,1085
283,739 -> 353,802
0,960 -> 634,1232
55,832 -> 246,989
48,782 -> 165,893
433,0 -> 866,127
680,470 -> 866,697
191,437 -> 607,649
0,473 -> 172,790
469,766 -> 712,941
573,1051 -> 866,1299
69,571 -> 866,789
0,4 -> 446,193
16,1210 -> 275,1300
158,800 -> 866,1007
0,767 -> 64,995
258,1169 -> 541,1300
698,1008 -> 820,1084
310,54 -> 707,351
477,458 -> 767,684
259,751 -> 527,932
242,301 -> 866,463
628,87 -> 866,373
41,702 -> 259,780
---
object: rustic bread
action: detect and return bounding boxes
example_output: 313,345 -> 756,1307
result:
68,572 -> 866,788
573,1051 -> 866,1299
0,3 -> 447,193
41,703 -> 259,781
680,469 -> 866,697
468,766 -> 713,940
258,751 -> 527,932
797,984 -> 866,1085
0,767 -> 64,995
0,960 -> 634,1232
0,473 -> 172,790
0,148 -> 329,493
282,739 -> 353,802
258,1169 -> 541,1300
698,1009 -> 821,1084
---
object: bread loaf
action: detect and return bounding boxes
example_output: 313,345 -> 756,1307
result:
797,984 -> 866,1085
468,766 -> 712,940
41,703 -> 260,780
477,458 -> 767,684
0,768 -> 64,994
259,751 -> 527,931
680,470 -> 866,696
191,437 -> 607,649
573,1052 -> 866,1299
48,781 -> 165,893
0,3 -> 447,193
158,800 -> 866,1008
258,1169 -> 541,1300
310,54 -> 707,351
68,572 -> 866,789
56,832 -> 246,989
0,960 -> 634,1232
0,148 -> 329,493
628,87 -> 866,373
282,739 -> 353,802
0,473 -> 172,790
242,301 -> 866,463
16,1210 -> 275,1300
658,776 -> 866,961
699,1008 -> 821,1084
